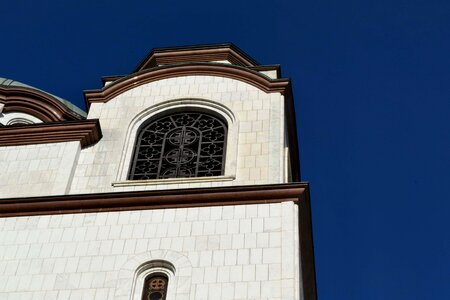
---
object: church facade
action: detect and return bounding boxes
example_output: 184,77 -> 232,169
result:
0,44 -> 316,299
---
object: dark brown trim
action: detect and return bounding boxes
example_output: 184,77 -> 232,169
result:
84,63 -> 291,107
0,183 -> 306,217
134,43 -> 259,72
100,65 -> 281,90
0,119 -> 102,148
298,185 -> 318,300
0,86 -> 84,122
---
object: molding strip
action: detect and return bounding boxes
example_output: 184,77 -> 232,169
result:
0,119 -> 102,148
84,63 -> 291,106
0,183 -> 307,217
134,43 -> 259,71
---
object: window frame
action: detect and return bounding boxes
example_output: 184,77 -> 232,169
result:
113,99 -> 238,187
132,261 -> 175,300
141,272 -> 169,300
127,111 -> 228,180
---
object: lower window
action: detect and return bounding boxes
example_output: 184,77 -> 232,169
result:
142,273 -> 168,300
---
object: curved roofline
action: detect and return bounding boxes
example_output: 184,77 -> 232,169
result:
84,62 -> 291,107
0,85 -> 85,123
0,78 -> 86,118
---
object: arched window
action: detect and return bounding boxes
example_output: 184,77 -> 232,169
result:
128,111 -> 227,180
141,273 -> 168,300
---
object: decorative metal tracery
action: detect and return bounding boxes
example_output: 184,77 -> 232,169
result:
129,112 -> 227,180
141,274 -> 168,300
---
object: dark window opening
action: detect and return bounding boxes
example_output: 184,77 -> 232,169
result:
128,111 -> 227,180
141,274 -> 168,300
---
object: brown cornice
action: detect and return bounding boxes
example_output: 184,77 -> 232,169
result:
84,63 -> 291,107
100,65 -> 280,85
135,43 -> 259,72
0,119 -> 102,148
0,183 -> 307,217
0,86 -> 84,122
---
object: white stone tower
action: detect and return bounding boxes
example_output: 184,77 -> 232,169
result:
0,44 -> 316,299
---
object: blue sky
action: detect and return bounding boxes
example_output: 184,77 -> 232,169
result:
2,0 -> 450,298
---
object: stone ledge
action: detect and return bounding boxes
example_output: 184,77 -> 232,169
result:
0,119 -> 102,148
112,175 -> 236,187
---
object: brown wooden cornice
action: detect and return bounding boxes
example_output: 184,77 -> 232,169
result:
101,65 -> 281,86
0,119 -> 102,148
0,86 -> 84,122
134,43 -> 259,71
0,182 -> 307,216
84,63 -> 291,107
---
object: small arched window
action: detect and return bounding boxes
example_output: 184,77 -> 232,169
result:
6,118 -> 34,126
128,111 -> 227,180
141,273 -> 168,300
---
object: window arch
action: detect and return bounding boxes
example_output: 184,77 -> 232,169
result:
128,111 -> 227,180
6,118 -> 34,126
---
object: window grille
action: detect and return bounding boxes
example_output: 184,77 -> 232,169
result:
128,112 -> 227,180
141,274 -> 168,300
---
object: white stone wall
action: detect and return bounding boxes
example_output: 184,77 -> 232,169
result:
0,142 -> 80,198
0,202 -> 301,300
70,75 -> 287,194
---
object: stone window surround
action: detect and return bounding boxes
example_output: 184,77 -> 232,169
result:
128,111 -> 227,180
114,250 -> 193,300
113,98 -> 238,187
132,260 -> 175,300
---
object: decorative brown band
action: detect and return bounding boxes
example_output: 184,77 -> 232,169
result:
101,65 -> 281,86
0,86 -> 84,122
84,63 -> 291,106
0,183 -> 307,217
0,119 -> 102,148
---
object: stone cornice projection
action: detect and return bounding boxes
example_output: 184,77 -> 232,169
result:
134,43 -> 260,71
0,119 -> 102,148
84,63 -> 292,106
